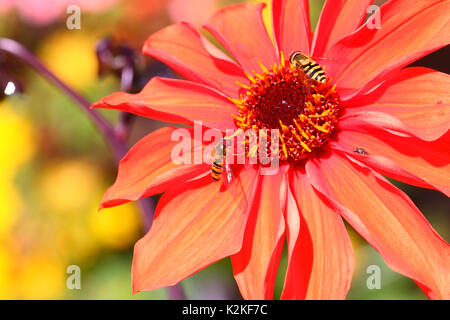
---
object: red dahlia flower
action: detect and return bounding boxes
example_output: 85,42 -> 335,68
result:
92,0 -> 450,299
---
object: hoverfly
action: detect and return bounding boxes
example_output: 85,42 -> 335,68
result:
211,137 -> 229,182
211,137 -> 240,187
353,147 -> 368,155
211,137 -> 249,212
289,51 -> 327,83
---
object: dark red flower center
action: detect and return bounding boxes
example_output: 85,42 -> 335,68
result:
230,57 -> 341,162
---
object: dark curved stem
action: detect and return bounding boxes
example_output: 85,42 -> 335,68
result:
0,37 -> 187,299
0,37 -> 127,161
115,65 -> 136,141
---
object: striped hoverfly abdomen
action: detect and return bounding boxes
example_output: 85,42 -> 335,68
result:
211,139 -> 225,182
210,137 -> 238,192
289,51 -> 327,84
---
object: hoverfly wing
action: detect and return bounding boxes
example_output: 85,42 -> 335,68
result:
221,162 -> 249,215
312,56 -> 350,78
312,56 -> 350,66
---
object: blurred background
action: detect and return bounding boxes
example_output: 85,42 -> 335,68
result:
0,0 -> 448,299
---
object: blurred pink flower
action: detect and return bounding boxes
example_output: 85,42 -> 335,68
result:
0,0 -> 116,25
168,0 -> 220,26
0,0 -> 13,12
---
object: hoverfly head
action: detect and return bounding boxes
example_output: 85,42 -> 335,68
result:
289,51 -> 311,67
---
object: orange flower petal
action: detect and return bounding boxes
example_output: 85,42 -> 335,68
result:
312,0 -> 372,57
204,3 -> 278,73
91,77 -> 237,132
346,67 -> 450,107
132,167 -> 260,293
344,67 -> 450,141
100,127 -> 209,209
142,22 -> 247,98
272,0 -> 311,56
231,167 -> 287,299
345,104 -> 450,141
281,168 -> 354,299
332,128 -> 450,197
328,0 -> 450,98
340,110 -> 448,142
306,152 -> 450,299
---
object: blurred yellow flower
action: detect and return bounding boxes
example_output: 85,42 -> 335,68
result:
89,203 -> 141,250
0,104 -> 35,178
0,242 -> 20,299
0,182 -> 21,237
18,251 -> 66,299
251,0 -> 273,40
54,222 -> 100,264
39,32 -> 98,90
39,160 -> 103,213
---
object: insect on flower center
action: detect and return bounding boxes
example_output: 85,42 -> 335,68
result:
230,53 -> 341,162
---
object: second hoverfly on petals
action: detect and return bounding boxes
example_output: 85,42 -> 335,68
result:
211,137 -> 230,183
211,137 -> 250,213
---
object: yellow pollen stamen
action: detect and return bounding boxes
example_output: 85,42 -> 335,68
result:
300,140 -> 312,153
231,114 -> 244,122
278,120 -> 290,133
291,130 -> 303,143
299,114 -> 330,133
293,119 -> 310,139
228,96 -> 244,105
314,124 -> 330,133
244,71 -> 256,83
308,109 -> 331,118
236,81 -> 250,90
279,134 -> 288,159
252,70 -> 263,80
317,123 -> 330,133
324,84 -> 337,98
312,94 -> 324,104
258,60 -> 269,74
305,101 -> 314,112
280,51 -> 285,68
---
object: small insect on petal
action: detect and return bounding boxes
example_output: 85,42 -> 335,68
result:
353,147 -> 368,155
